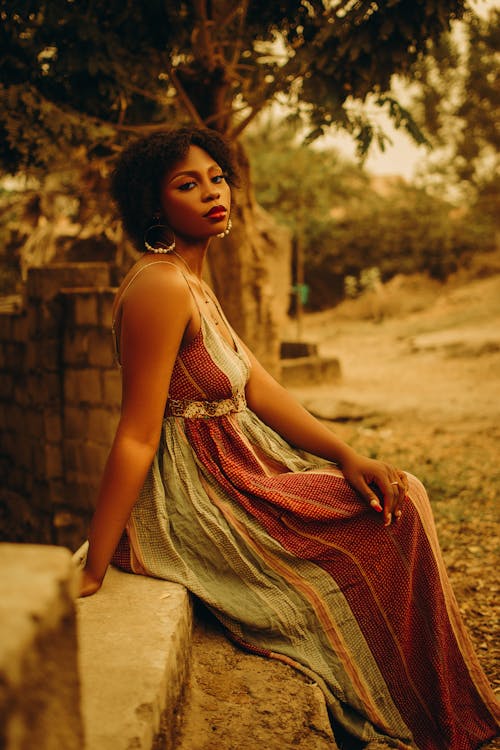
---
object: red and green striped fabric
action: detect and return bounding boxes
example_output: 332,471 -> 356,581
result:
112,309 -> 499,749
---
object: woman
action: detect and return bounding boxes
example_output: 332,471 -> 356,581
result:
80,127 -> 498,749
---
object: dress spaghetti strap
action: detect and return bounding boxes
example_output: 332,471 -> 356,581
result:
111,260 -> 199,365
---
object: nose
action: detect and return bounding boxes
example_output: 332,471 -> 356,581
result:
201,181 -> 220,201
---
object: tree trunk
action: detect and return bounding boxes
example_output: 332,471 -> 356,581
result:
207,144 -> 291,377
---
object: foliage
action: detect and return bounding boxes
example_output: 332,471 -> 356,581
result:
409,9 -> 499,210
0,0 -> 467,174
248,124 -> 494,310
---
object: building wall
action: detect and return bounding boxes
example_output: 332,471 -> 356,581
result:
0,263 -> 119,551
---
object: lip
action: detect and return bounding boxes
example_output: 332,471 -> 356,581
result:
204,205 -> 227,219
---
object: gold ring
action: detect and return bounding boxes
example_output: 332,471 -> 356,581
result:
390,481 -> 399,486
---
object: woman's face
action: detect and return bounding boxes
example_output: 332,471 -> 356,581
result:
160,144 -> 231,240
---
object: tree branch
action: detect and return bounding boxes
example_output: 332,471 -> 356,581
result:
228,0 -> 250,70
166,64 -> 205,126
193,0 -> 217,70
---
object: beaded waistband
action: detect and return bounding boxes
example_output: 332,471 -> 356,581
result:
165,390 -> 247,419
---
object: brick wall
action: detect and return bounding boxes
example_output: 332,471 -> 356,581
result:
0,264 -> 119,551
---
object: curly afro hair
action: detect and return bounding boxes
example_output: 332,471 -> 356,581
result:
111,127 -> 239,251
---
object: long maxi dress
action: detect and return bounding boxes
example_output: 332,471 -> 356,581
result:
110,262 -> 499,750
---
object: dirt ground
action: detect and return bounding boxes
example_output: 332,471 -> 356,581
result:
288,270 -> 500,698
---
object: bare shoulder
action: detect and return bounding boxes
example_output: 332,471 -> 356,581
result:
116,259 -> 191,323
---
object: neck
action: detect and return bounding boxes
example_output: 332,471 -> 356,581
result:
171,239 -> 210,279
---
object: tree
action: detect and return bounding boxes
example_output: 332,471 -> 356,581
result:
0,0 -> 467,364
248,121 -> 491,310
410,9 -> 499,216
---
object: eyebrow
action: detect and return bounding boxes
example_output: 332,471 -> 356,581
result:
168,164 -> 221,184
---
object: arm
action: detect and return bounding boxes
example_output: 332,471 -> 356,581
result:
242,343 -> 408,526
80,268 -> 192,596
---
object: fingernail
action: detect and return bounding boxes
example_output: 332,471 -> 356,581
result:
370,499 -> 383,512
384,513 -> 392,526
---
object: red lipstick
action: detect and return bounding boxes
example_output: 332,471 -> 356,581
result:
204,205 -> 226,219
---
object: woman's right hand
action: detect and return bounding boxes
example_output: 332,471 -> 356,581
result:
79,567 -> 103,597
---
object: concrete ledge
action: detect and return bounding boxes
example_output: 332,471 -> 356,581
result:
280,356 -> 341,387
0,543 -> 83,750
77,566 -> 192,750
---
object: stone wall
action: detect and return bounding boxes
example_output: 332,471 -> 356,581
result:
0,263 -> 119,551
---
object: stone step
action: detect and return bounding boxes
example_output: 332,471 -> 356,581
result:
0,543 -> 83,750
172,607 -> 338,750
280,355 -> 341,387
75,550 -> 192,750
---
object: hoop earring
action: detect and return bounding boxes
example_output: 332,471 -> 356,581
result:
216,217 -> 232,239
144,220 -> 176,254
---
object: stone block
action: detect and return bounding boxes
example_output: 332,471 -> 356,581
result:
26,373 -> 61,407
27,263 -> 110,301
4,403 -> 24,433
102,368 -> 122,406
31,480 -> 51,509
39,339 -> 60,371
44,412 -> 62,443
10,466 -> 27,494
0,490 -> 52,544
33,444 -> 48,480
64,405 -> 88,439
88,407 -> 119,445
280,340 -> 319,359
27,304 -> 42,337
78,441 -> 109,476
53,511 -> 87,551
44,444 -> 63,479
88,328 -> 114,368
32,303 -> 60,339
280,356 -> 342,388
63,329 -> 89,366
0,543 -> 84,750
62,439 -> 81,472
24,341 -> 36,370
99,290 -> 116,328
78,568 -> 192,750
62,480 -> 98,511
74,293 -> 99,327
64,368 -> 102,405
26,409 -> 44,439
11,314 -> 28,342
16,439 -> 34,472
63,439 -> 107,482
26,306 -> 58,341
0,372 -> 14,399
0,314 -> 12,340
21,470 -> 34,496
13,379 -> 31,408
0,429 -> 14,457
48,479 -> 67,505
3,342 -> 24,370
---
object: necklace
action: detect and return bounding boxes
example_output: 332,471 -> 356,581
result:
168,250 -> 221,327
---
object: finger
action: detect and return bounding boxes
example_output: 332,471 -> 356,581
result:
383,478 -> 402,526
368,477 -> 396,525
393,479 -> 406,516
358,479 -> 383,513
399,472 -> 410,499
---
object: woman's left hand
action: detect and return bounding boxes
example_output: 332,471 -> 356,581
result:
340,453 -> 409,526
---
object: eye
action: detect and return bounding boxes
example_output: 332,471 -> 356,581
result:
178,181 -> 196,191
212,174 -> 226,184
